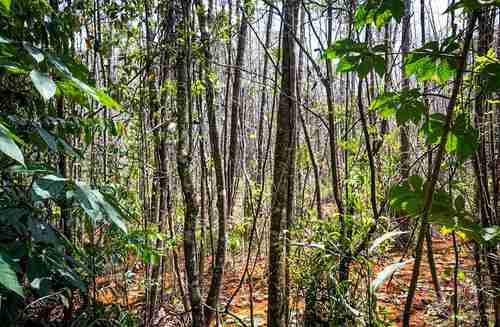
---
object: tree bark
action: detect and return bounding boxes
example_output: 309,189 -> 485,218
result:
175,1 -> 203,325
268,0 -> 298,326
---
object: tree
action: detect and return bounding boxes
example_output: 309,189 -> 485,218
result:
268,0 -> 298,326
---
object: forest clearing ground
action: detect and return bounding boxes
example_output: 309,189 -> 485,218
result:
94,234 -> 479,326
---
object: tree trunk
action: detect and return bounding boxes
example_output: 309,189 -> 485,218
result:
268,0 -> 298,326
175,1 -> 203,325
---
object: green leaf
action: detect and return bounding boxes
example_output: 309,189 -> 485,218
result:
447,113 -> 478,161
404,39 -> 459,83
371,89 -> 426,125
323,39 -> 385,78
0,0 -> 11,12
0,35 -> 11,43
408,175 -> 423,191
0,123 -> 25,165
0,64 -> 26,74
23,42 -> 44,63
354,0 -> 404,30
371,259 -> 413,293
38,128 -> 58,151
0,252 -> 24,297
74,182 -> 127,233
28,218 -> 59,244
420,113 -> 446,144
446,133 -> 458,153
445,0 -> 500,12
30,70 -> 56,101
32,175 -> 67,202
96,89 -> 121,110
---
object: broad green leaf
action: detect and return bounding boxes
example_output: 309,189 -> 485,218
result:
323,39 -> 385,78
371,89 -> 426,125
446,0 -> 500,12
408,175 -> 423,191
32,175 -> 67,202
70,76 -> 121,109
446,133 -> 458,153
6,164 -> 54,174
371,259 -> 413,293
30,70 -> 56,100
447,113 -> 478,161
28,218 -> 58,244
38,128 -> 58,151
74,183 -> 103,222
0,0 -> 11,12
23,42 -> 44,63
404,39 -> 459,83
94,191 -> 127,233
48,56 -> 72,76
30,277 -> 51,297
0,123 -> 25,165
0,64 -> 26,74
75,182 -> 127,233
0,35 -> 11,43
96,89 -> 121,110
420,113 -> 446,144
0,252 -> 24,297
355,0 -> 404,30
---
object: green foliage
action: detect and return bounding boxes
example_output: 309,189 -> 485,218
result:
0,3 -> 128,323
370,88 -> 426,125
322,39 -> 385,78
0,122 -> 25,165
0,251 -> 24,297
446,113 -> 478,162
419,112 -> 478,162
354,0 -> 404,30
446,0 -> 500,12
0,38 -> 121,109
387,176 -> 496,243
404,38 -> 460,83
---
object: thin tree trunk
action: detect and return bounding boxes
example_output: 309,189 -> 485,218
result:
268,0 -> 298,326
194,0 -> 228,325
175,1 -> 203,325
227,0 -> 250,216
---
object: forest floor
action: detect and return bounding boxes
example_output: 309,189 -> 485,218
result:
94,233 -> 480,326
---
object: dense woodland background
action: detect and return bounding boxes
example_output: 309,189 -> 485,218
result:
2,0 -> 500,326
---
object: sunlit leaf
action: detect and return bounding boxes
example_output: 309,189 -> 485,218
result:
355,0 -> 404,30
369,230 -> 408,254
371,259 -> 413,293
0,122 -> 24,165
0,252 -> 24,297
30,70 -> 56,100
0,0 -> 11,12
23,42 -> 44,63
32,175 -> 67,202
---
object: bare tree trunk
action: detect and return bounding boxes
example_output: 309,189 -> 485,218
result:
399,0 -> 411,181
268,0 -> 298,326
227,0 -> 250,216
175,1 -> 203,325
194,1 -> 228,325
